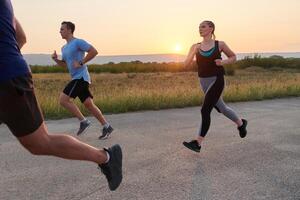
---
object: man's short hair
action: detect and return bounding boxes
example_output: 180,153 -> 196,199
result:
61,21 -> 75,33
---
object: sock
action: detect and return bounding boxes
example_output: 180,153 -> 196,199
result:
105,151 -> 110,163
237,119 -> 244,128
80,118 -> 87,123
103,123 -> 110,129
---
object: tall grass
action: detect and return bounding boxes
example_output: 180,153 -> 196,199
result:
33,69 -> 300,119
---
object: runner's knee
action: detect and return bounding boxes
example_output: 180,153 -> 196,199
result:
20,135 -> 51,156
83,99 -> 94,110
59,96 -> 69,106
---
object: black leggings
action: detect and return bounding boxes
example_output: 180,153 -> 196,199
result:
200,75 -> 224,137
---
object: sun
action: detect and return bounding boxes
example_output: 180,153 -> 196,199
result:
174,44 -> 182,53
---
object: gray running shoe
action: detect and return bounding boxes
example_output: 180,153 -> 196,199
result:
99,144 -> 123,191
99,125 -> 114,140
76,120 -> 91,135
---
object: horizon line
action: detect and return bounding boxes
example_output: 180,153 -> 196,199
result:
23,51 -> 300,56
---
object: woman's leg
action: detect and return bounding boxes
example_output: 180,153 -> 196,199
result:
197,75 -> 224,144
183,75 -> 225,152
215,98 -> 243,126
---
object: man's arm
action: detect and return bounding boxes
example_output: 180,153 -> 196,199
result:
13,17 -> 26,49
73,46 -> 98,68
51,50 -> 67,67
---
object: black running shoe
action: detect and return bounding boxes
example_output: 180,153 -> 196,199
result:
99,144 -> 123,191
99,125 -> 114,140
238,119 -> 248,138
77,120 -> 91,135
183,140 -> 201,153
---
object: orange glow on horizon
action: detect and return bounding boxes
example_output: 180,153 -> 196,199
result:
12,0 -> 300,55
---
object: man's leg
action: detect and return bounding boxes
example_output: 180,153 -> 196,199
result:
59,93 -> 85,121
18,122 -> 106,163
83,97 -> 114,139
1,74 -> 122,190
59,92 -> 91,135
83,97 -> 107,125
17,122 -> 123,190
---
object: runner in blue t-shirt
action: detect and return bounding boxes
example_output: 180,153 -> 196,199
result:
0,0 -> 122,191
51,21 -> 113,139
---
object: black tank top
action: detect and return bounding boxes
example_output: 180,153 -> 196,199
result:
195,40 -> 225,77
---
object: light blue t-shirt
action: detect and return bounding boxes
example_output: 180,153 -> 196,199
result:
62,38 -> 92,83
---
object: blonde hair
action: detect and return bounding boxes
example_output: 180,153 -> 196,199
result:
202,20 -> 216,40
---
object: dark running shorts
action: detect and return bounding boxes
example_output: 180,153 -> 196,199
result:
63,78 -> 93,103
0,73 -> 44,137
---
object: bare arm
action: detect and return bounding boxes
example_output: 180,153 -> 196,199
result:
73,46 -> 98,68
51,50 -> 67,67
13,17 -> 26,49
83,46 -> 98,64
183,44 -> 198,68
219,41 -> 236,65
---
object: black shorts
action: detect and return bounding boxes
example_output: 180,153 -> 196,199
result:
0,73 -> 44,137
63,78 -> 93,103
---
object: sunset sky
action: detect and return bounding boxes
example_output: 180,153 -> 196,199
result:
12,0 -> 300,55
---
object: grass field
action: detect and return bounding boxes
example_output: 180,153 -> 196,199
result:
33,68 -> 300,119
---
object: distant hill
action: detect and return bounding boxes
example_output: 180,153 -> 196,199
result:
23,54 -> 186,66
23,52 -> 300,66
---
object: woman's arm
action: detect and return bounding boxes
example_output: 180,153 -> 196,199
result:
184,44 -> 198,68
218,41 -> 236,65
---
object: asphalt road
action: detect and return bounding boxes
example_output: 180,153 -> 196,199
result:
0,97 -> 299,200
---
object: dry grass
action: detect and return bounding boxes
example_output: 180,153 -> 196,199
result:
33,69 -> 300,119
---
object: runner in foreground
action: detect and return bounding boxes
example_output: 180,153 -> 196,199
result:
0,0 -> 122,191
